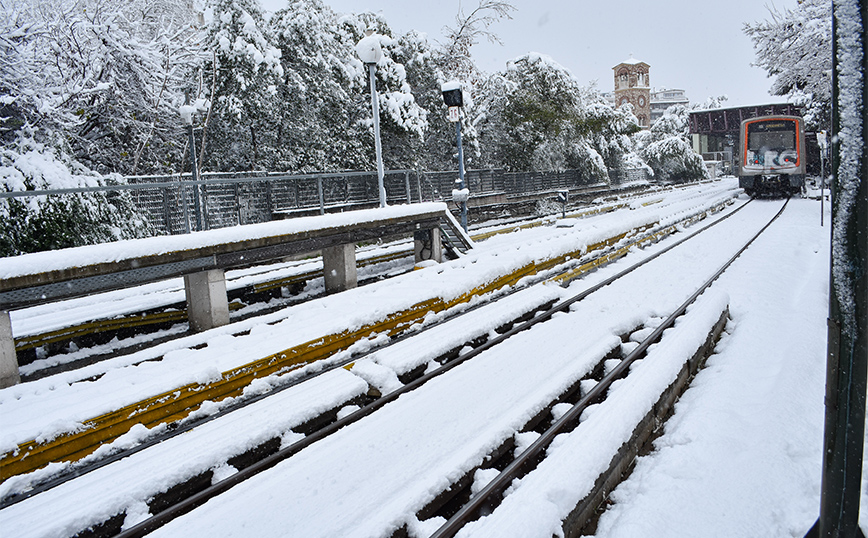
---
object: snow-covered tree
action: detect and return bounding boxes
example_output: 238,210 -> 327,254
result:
267,0 -> 368,171
198,0 -> 284,171
474,53 -> 638,178
744,0 -> 832,130
0,0 -> 206,175
633,104 -> 706,183
440,0 -> 515,85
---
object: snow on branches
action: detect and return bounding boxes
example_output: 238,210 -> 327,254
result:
743,0 -> 832,130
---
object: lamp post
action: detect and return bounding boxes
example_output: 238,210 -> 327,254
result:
355,30 -> 386,208
181,89 -> 202,232
442,81 -> 468,231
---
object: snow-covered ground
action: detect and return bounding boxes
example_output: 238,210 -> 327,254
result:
589,196 -> 864,538
1,180 -> 864,537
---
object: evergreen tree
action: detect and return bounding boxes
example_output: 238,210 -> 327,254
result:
199,0 -> 284,172
332,11 -> 428,171
269,0 -> 368,171
474,53 -> 638,178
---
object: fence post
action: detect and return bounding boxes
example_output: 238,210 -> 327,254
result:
317,176 -> 325,215
182,179 -> 192,234
405,171 -> 411,204
161,185 -> 172,234
201,183 -> 210,230
295,178 -> 300,210
234,182 -> 242,225
266,178 -> 273,221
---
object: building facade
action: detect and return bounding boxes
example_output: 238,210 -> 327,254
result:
650,88 -> 689,124
612,57 -> 651,128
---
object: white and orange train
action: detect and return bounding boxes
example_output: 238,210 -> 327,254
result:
738,115 -> 806,196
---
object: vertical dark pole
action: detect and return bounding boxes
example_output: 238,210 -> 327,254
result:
317,176 -> 324,215
808,1 -> 868,537
185,90 -> 202,232
455,121 -> 467,232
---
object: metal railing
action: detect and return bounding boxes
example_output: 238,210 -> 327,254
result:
2,167 -> 649,236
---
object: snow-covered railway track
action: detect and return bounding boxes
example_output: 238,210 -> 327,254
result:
13,196 -> 640,381
97,200 -> 789,538
13,182 -> 702,381
0,182 -> 751,537
428,199 -> 789,538
2,191 -> 738,484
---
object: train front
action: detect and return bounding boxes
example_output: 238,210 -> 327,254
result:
738,115 -> 806,196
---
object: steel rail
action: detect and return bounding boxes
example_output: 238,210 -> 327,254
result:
429,197 -> 790,538
108,197 -> 753,538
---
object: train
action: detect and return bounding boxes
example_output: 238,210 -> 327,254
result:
738,115 -> 806,196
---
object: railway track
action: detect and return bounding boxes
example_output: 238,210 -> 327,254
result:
0,188 -> 738,489
110,199 -> 787,538
428,198 -> 789,538
10,185 -> 710,380
0,190 -> 787,538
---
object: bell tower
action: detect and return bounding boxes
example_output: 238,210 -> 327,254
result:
613,56 -> 651,128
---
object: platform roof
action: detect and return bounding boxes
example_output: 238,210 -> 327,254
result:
688,103 -> 805,135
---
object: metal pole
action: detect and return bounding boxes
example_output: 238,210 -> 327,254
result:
455,120 -> 467,231
317,176 -> 324,215
806,1 -> 867,536
368,64 -> 386,208
185,90 -> 202,232
821,146 -> 826,227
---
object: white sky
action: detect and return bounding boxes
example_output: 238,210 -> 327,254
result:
260,0 -> 803,108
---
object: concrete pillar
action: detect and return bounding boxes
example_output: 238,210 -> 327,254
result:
322,243 -> 357,295
0,310 -> 20,388
184,269 -> 230,332
414,228 -> 442,264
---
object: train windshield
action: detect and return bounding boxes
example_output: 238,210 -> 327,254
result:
744,119 -> 799,168
747,120 -> 797,150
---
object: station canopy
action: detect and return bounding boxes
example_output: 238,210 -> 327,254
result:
688,103 -> 805,136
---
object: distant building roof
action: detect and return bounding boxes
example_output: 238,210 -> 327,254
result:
613,55 -> 648,68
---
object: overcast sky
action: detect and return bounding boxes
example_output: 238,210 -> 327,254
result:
260,0 -> 800,108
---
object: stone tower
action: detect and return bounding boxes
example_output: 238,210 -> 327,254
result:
613,56 -> 651,128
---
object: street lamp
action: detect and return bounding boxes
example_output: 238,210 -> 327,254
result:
442,80 -> 468,231
355,30 -> 386,208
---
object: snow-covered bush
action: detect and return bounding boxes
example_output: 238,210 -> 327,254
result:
0,135 -> 154,256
